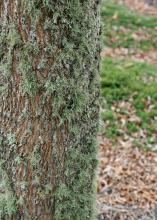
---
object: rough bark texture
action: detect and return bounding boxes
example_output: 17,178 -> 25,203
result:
0,0 -> 100,219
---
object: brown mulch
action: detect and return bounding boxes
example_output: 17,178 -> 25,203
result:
96,136 -> 157,220
101,47 -> 157,65
119,0 -> 157,16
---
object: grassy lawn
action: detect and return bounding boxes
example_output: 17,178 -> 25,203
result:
100,0 -> 157,151
101,0 -> 157,50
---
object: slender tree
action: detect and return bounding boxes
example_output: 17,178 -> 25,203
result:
0,1 -> 100,219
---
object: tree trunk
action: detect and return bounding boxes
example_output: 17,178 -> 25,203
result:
0,1 -> 100,219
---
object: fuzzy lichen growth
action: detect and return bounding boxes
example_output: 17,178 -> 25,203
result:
0,133 -> 17,218
0,165 -> 17,218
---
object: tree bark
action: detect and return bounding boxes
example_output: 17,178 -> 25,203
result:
0,0 -> 100,219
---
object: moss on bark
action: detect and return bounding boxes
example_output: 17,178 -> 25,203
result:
0,0 -> 100,219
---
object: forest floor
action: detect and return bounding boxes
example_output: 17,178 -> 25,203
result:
97,0 -> 157,219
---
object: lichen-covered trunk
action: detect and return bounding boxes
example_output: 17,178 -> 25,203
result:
0,0 -> 100,219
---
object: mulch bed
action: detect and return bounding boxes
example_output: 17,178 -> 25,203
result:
96,135 -> 157,219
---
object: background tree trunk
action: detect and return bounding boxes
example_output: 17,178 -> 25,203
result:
0,0 -> 100,219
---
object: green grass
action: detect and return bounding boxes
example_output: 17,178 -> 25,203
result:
101,0 -> 157,29
101,57 -> 157,103
105,124 -> 119,138
101,57 -> 157,140
101,110 -> 115,121
101,0 -> 157,49
126,122 -> 139,133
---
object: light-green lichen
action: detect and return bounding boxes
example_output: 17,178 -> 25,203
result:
0,132 -> 18,218
0,162 -> 17,218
